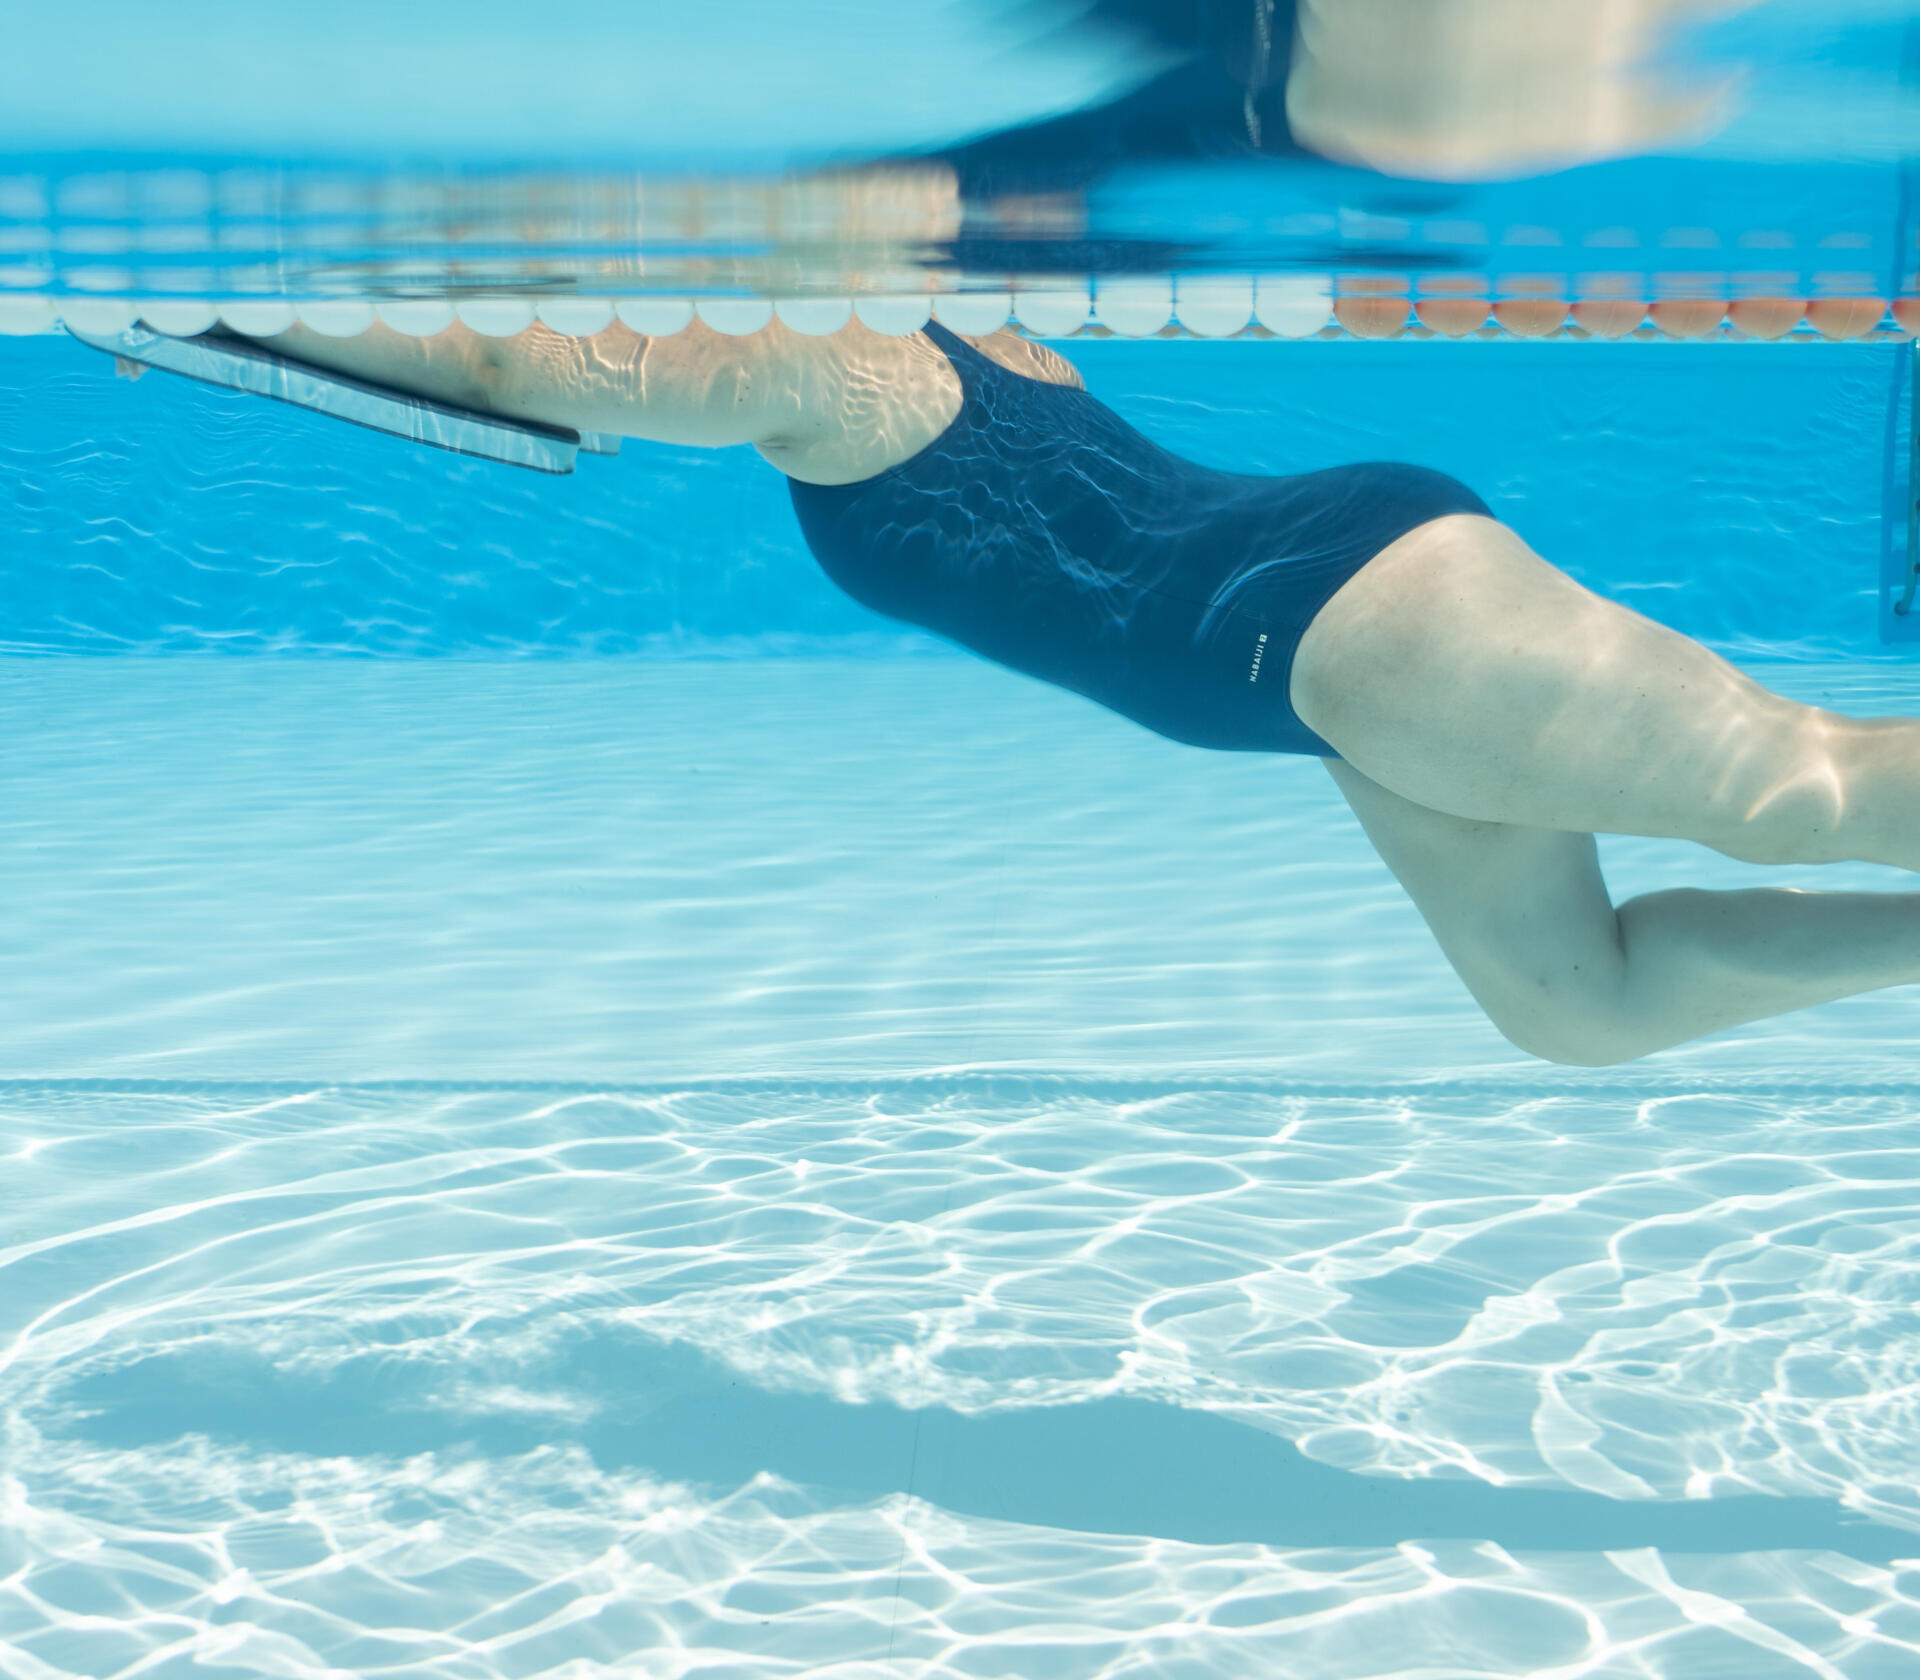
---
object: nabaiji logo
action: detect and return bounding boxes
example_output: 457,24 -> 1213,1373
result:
1247,631 -> 1268,682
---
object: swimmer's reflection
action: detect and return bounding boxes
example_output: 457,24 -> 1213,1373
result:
107,312 -> 1920,1065
937,0 -> 1748,193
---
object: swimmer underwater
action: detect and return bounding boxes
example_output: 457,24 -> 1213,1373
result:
90,303 -> 1920,1070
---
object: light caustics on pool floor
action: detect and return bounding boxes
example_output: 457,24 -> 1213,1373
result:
5,1077 -> 1920,1680
2,658 -> 1920,1678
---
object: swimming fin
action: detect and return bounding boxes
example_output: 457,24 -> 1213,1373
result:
67,320 -> 622,475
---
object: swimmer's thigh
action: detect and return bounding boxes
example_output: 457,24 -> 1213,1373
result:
1288,514 -> 1834,852
1325,757 -> 1628,1062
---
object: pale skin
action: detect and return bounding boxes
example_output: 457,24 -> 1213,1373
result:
1286,0 -> 1752,180
250,315 -> 1920,1066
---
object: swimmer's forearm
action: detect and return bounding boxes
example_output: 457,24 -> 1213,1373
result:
260,318 -> 811,448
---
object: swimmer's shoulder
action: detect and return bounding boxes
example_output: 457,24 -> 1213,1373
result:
952,329 -> 1085,390
760,323 -> 1083,485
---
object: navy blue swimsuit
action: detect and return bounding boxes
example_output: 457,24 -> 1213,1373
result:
788,324 -> 1489,756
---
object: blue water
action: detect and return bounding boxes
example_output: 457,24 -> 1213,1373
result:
0,335 -> 1903,657
7,7 -> 1920,1667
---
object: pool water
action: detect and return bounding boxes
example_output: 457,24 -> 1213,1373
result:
6,5 -> 1920,1671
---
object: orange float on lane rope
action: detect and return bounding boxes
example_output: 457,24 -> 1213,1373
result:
1414,298 -> 1489,337
1727,299 -> 1804,339
1333,296 -> 1412,338
1805,298 -> 1886,340
1648,300 -> 1725,338
1492,300 -> 1569,337
1569,300 -> 1646,338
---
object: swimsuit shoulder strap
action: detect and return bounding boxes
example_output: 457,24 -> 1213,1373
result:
919,319 -> 976,362
921,317 -> 1085,419
919,319 -> 1005,394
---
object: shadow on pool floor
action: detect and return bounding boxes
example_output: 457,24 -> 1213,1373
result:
55,1332 -> 1912,1565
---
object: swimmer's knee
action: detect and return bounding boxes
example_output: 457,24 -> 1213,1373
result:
1484,1005 -> 1648,1068
1469,968 -> 1654,1067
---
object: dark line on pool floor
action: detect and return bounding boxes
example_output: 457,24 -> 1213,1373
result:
5,1072 -> 1920,1104
53,1334 -> 1915,1564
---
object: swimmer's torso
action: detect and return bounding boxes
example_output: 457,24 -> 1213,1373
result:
789,324 -> 1488,756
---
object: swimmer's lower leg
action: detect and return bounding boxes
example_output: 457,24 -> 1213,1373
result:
1543,886 -> 1920,1064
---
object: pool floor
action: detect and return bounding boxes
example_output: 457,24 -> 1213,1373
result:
3,656 -> 1919,1676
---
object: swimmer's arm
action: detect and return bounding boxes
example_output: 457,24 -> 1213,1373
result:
253,317 -> 1078,485
262,316 -> 943,479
